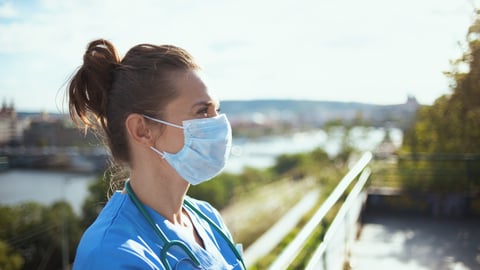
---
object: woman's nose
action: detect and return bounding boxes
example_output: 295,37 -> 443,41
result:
210,107 -> 219,117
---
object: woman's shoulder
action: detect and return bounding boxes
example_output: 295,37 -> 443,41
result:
73,192 -> 159,269
82,192 -> 133,238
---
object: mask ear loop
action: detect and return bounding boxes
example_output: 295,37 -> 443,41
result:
150,146 -> 167,159
144,115 -> 184,159
143,114 -> 184,129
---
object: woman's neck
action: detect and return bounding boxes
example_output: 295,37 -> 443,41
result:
128,168 -> 190,225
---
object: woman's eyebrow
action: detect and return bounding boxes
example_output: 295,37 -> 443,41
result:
192,100 -> 219,108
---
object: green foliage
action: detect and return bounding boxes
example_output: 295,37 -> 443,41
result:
272,147 -> 333,180
188,172 -> 238,209
273,153 -> 307,176
400,10 -> 480,193
403,11 -> 480,154
396,154 -> 480,193
323,119 -> 345,131
0,239 -> 24,270
0,201 -> 82,270
188,167 -> 274,209
81,174 -> 110,228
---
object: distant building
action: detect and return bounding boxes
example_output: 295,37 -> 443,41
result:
0,101 -> 20,145
22,113 -> 98,147
405,95 -> 420,111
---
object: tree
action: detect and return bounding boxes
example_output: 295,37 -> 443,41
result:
403,9 -> 480,154
81,174 -> 110,228
400,9 -> 480,194
0,202 -> 82,270
0,239 -> 24,270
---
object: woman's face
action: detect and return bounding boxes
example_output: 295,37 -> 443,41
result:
153,70 -> 220,154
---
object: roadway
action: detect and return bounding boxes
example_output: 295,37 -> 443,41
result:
348,212 -> 480,270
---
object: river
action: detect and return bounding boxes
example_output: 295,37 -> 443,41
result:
0,170 -> 97,214
0,127 -> 402,214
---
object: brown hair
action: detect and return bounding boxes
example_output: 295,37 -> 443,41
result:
68,39 -> 199,183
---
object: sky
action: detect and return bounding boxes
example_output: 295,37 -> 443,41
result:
0,0 -> 478,112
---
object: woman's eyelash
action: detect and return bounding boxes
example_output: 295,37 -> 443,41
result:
196,105 -> 220,115
197,107 -> 209,114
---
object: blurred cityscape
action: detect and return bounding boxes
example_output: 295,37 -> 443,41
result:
0,96 -> 419,173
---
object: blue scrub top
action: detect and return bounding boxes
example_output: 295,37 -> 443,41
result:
72,191 -> 244,269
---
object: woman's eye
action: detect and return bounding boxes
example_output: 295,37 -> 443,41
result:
197,108 -> 209,115
196,105 -> 220,117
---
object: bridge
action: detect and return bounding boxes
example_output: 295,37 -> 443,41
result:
243,152 -> 480,269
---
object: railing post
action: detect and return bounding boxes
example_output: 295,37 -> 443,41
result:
305,167 -> 371,270
267,152 -> 372,270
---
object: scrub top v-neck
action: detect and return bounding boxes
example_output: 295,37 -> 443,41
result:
72,191 -> 244,269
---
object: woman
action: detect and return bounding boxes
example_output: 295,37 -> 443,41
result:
69,39 -> 245,269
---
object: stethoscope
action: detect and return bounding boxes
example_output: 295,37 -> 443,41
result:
125,181 -> 246,270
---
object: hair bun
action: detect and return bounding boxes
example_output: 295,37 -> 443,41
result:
68,39 -> 121,131
85,39 -> 120,65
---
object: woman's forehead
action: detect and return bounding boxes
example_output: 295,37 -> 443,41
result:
166,70 -> 218,110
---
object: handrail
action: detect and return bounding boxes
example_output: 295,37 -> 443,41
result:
305,167 -> 371,270
243,190 -> 320,267
267,152 -> 373,270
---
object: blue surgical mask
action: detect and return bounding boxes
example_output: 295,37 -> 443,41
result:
143,114 -> 232,185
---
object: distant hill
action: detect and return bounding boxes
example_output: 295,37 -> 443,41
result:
16,97 -> 420,130
221,97 -> 420,129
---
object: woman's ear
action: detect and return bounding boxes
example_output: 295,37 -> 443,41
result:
125,114 -> 153,146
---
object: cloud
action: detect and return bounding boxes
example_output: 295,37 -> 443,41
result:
0,1 -> 17,19
0,0 -> 478,111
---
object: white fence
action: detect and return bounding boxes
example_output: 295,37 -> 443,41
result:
244,152 -> 372,269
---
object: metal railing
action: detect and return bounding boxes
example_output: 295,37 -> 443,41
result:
244,151 -> 372,269
304,163 -> 371,270
243,190 -> 320,267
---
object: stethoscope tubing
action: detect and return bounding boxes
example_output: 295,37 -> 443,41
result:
125,180 -> 246,270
